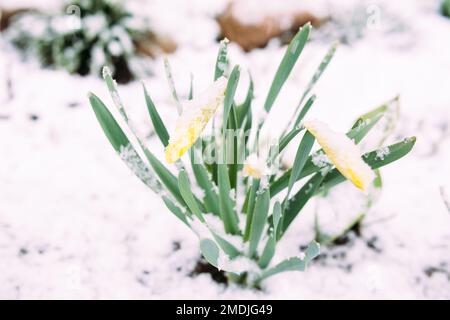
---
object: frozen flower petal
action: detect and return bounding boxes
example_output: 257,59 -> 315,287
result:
165,77 -> 227,163
303,119 -> 375,193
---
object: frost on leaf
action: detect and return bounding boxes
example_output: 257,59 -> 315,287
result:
375,146 -> 390,160
311,151 -> 332,175
119,144 -> 160,192
304,119 -> 376,193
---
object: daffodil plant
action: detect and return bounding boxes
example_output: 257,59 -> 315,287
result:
89,24 -> 415,287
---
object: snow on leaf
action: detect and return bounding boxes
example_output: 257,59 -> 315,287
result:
304,119 -> 376,193
165,77 -> 227,164
119,144 -> 160,192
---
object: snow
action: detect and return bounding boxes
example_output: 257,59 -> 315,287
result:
1,0 -> 450,299
375,146 -> 390,160
304,119 -> 376,192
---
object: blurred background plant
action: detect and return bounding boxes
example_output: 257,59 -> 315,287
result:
3,0 -> 175,83
442,0 -> 450,18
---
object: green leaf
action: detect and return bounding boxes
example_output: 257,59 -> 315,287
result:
178,170 -> 204,222
226,109 -> 239,190
278,95 -> 315,153
285,131 -> 315,203
348,114 -> 383,144
188,73 -> 194,100
211,232 -> 240,258
236,75 -> 254,128
223,65 -> 240,130
89,93 -> 162,193
190,148 -> 220,215
300,42 -> 337,106
319,137 -> 416,191
162,195 -> 189,226
143,83 -> 170,147
279,173 -> 325,238
293,94 -> 316,128
278,127 -> 303,153
164,57 -> 182,114
200,239 -> 220,268
142,148 -> 185,206
264,23 -> 311,113
215,38 -> 229,80
353,96 -> 400,147
243,179 -> 260,241
248,188 -> 270,258
257,241 -> 320,282
258,201 -> 281,268
89,93 -> 129,151
102,67 -> 128,120
218,164 -> 240,234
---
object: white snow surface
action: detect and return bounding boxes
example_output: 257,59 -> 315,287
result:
0,0 -> 450,299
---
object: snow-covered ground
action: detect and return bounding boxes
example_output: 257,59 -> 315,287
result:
0,0 -> 449,299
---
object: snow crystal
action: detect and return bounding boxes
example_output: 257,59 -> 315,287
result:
119,144 -> 161,192
375,146 -> 390,160
311,151 -> 332,168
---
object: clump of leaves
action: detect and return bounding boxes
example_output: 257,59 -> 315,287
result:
89,24 -> 415,287
6,0 -> 153,83
443,0 -> 450,18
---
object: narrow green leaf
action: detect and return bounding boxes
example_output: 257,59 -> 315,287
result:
188,73 -> 194,100
223,65 -> 240,130
257,241 -> 320,282
211,232 -> 241,258
248,188 -> 270,258
215,38 -> 229,80
289,42 -> 338,128
143,83 -> 170,147
258,201 -> 282,268
236,75 -> 254,128
294,94 -> 316,128
89,93 -> 162,193
89,93 -> 129,151
102,67 -> 128,120
279,127 -> 303,153
200,239 -> 220,268
243,179 -> 260,241
178,170 -> 204,222
162,195 -> 189,226
301,42 -> 337,104
218,164 -> 240,234
348,114 -> 383,144
278,95 -> 316,152
226,109 -> 239,190
190,148 -> 220,215
285,131 -> 315,203
164,57 -> 182,114
142,148 -> 185,206
264,23 -> 311,113
279,173 -> 325,239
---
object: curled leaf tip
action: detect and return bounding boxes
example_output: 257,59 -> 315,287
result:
102,66 -> 112,79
